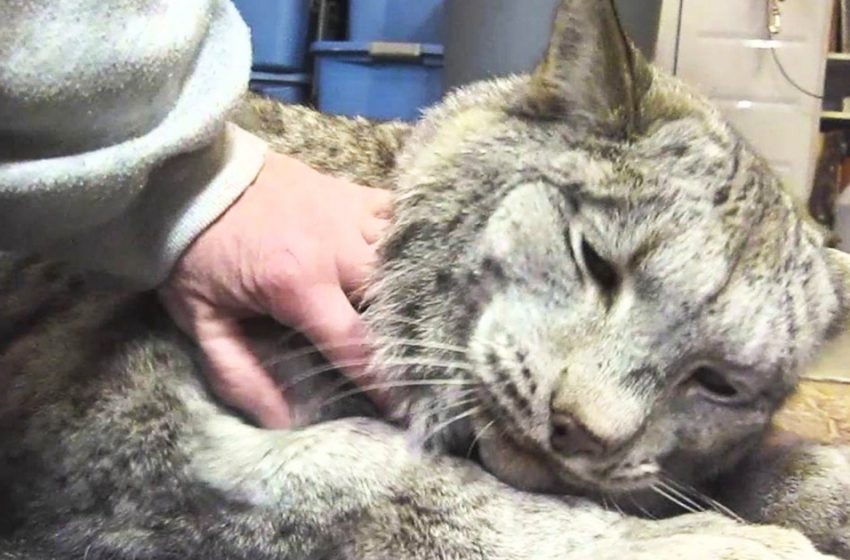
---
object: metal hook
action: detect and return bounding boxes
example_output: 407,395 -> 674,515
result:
768,0 -> 784,35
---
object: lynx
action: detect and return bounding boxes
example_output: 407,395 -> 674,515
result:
2,1 -> 849,558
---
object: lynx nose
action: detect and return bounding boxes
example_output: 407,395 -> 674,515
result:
550,412 -> 606,456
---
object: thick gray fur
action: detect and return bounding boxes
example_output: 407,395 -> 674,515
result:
2,1 -> 850,558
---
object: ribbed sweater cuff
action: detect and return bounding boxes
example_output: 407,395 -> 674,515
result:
158,124 -> 269,282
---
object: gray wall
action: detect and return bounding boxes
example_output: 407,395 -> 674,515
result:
444,0 -> 662,91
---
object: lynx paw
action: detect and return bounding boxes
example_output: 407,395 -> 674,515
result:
753,445 -> 850,558
586,513 -> 836,559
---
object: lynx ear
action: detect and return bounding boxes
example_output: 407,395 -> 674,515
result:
520,0 -> 652,136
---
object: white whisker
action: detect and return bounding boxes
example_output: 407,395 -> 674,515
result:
466,419 -> 497,459
421,406 -> 482,445
651,484 -> 700,515
282,357 -> 476,392
262,338 -> 468,372
427,397 -> 480,421
627,495 -> 657,520
660,474 -> 743,522
318,379 -> 480,409
655,481 -> 705,514
605,493 -> 625,516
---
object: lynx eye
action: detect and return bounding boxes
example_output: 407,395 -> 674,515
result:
691,367 -> 739,401
581,239 -> 619,293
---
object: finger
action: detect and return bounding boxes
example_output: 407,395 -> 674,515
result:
196,318 -> 291,429
158,285 -> 196,335
360,186 -> 393,219
337,238 -> 379,298
296,288 -> 371,371
362,217 -> 391,245
294,287 -> 391,411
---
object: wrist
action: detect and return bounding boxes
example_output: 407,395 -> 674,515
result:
161,125 -> 268,285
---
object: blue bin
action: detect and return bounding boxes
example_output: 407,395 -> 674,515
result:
249,72 -> 311,104
312,41 -> 443,121
233,0 -> 311,70
348,0 -> 445,43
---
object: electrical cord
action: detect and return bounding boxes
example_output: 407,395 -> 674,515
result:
769,43 -> 825,100
765,0 -> 825,100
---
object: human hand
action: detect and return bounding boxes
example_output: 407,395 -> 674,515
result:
159,151 -> 391,428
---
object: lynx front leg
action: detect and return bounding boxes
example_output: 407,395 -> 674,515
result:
716,434 -> 850,558
189,409 -> 617,560
188,404 -> 833,560
582,513 -> 833,560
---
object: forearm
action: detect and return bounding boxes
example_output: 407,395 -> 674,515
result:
0,0 -> 263,287
189,414 -> 618,559
41,125 -> 267,287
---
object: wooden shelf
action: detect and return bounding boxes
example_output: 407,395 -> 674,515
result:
821,111 -> 850,131
810,47 -> 850,128
823,54 -> 850,114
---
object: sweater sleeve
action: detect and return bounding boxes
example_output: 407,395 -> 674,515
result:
0,0 -> 268,288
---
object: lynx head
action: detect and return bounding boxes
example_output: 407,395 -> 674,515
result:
366,0 -> 850,500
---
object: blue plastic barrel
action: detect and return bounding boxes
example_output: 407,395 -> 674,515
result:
348,0 -> 445,43
312,41 -> 444,122
232,0 -> 311,70
249,72 -> 311,104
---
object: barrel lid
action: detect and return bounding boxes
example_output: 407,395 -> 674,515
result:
250,72 -> 311,83
311,41 -> 444,58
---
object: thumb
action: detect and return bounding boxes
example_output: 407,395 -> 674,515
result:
195,316 -> 291,429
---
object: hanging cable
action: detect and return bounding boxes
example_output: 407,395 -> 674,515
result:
766,0 -> 825,100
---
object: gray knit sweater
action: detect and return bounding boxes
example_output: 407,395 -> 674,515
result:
0,0 -> 268,287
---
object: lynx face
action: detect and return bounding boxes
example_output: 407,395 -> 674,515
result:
366,1 -> 850,497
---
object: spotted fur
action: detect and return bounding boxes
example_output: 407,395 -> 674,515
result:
1,1 -> 850,559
